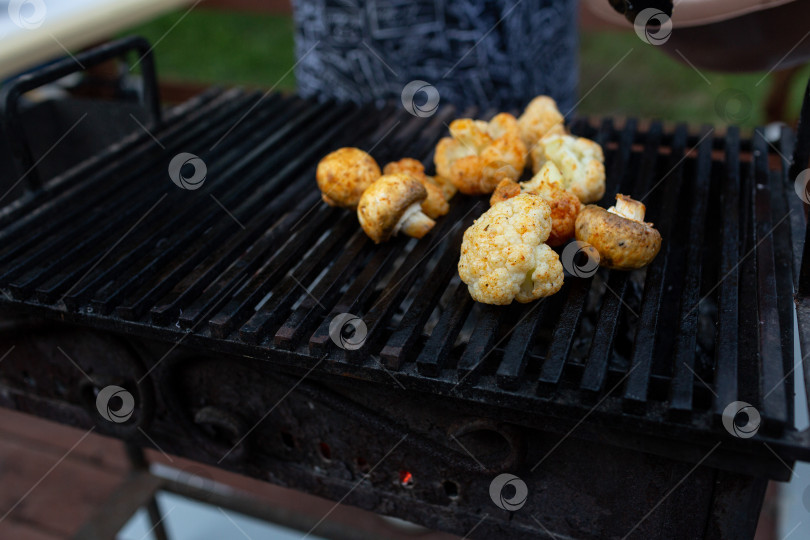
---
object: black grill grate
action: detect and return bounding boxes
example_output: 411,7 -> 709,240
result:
1,88 -> 808,468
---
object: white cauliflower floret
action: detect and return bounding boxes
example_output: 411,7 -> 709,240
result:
518,95 -> 566,150
489,162 -> 582,247
531,134 -> 606,203
458,193 -> 564,305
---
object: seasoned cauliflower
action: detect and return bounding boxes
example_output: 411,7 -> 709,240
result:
518,95 -> 566,150
530,134 -> 606,203
434,113 -> 527,195
490,162 -> 581,247
426,174 -> 457,202
458,193 -> 564,305
383,158 -> 449,219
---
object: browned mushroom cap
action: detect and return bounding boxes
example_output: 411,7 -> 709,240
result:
574,194 -> 661,270
383,158 -> 449,219
316,147 -> 381,208
357,173 -> 436,243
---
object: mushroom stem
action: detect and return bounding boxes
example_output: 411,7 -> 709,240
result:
397,203 -> 436,239
608,194 -> 646,222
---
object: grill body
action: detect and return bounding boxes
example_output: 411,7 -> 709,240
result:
1,49 -> 809,538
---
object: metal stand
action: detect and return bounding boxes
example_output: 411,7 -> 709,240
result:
72,443 -> 388,540
125,444 -> 169,540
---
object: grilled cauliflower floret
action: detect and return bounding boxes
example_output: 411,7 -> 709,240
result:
531,134 -> 605,203
518,95 -> 566,150
316,147 -> 381,208
490,162 -> 581,247
434,113 -> 527,195
383,158 -> 449,219
383,158 -> 425,180
489,179 -> 522,206
575,194 -> 662,270
426,174 -> 457,201
458,193 -> 564,305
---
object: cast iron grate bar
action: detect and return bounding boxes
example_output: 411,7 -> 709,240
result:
309,242 -> 403,355
230,211 -> 360,341
712,127 -> 741,421
537,280 -> 589,393
534,118 -> 616,393
455,304 -> 504,385
171,103 -> 377,330
379,222 -> 471,370
736,130 -> 761,421
237,217 -> 360,343
0,89 -> 257,265
347,208 -> 468,363
0,87 -> 227,229
579,119 -> 639,396
497,297 -> 559,391
620,121 -> 665,411
753,128 -> 789,433
416,280 -> 474,378
207,206 -> 347,338
169,107 -> 396,330
107,98 -> 335,312
273,231 -> 371,351
80,97 -> 323,312
10,91 -> 277,303
668,125 -> 714,415
771,128 -> 797,423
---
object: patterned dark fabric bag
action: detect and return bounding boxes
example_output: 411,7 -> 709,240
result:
291,0 -> 578,113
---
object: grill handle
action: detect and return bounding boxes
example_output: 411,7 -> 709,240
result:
0,35 -> 161,190
794,76 -> 810,296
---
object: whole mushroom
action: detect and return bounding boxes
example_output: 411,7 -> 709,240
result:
383,158 -> 450,219
358,173 -> 436,243
316,147 -> 381,208
575,194 -> 662,270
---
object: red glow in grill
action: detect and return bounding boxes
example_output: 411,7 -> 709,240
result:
399,470 -> 413,488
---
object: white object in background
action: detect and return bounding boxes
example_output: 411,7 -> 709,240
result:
0,0 -> 192,80
584,0 -> 798,28
779,308 -> 810,539
118,492 -> 329,540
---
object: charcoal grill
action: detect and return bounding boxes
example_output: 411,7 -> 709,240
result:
2,37 -> 810,539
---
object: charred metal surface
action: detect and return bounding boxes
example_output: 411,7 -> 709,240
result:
0,329 -> 766,539
0,323 -> 153,438
1,58 -> 809,538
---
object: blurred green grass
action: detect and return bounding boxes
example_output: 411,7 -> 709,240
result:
578,32 -> 810,129
126,8 -> 810,128
126,9 -> 297,90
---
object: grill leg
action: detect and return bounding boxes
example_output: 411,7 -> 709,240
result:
144,498 -> 170,540
705,470 -> 769,540
125,443 -> 170,540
